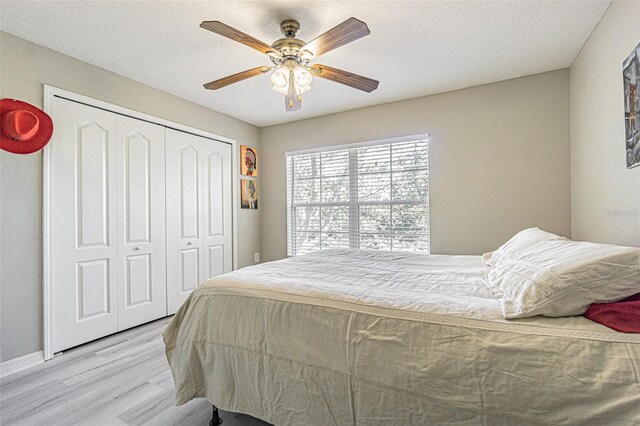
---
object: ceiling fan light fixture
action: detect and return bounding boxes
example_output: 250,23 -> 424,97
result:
271,66 -> 290,95
293,66 -> 313,94
271,61 -> 313,105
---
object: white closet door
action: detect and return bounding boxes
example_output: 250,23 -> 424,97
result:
49,97 -> 118,353
115,116 -> 167,329
166,129 -> 204,314
166,129 -> 233,314
202,141 -> 233,279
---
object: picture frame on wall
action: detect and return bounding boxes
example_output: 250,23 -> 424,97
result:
241,179 -> 258,209
623,42 -> 640,169
241,145 -> 258,176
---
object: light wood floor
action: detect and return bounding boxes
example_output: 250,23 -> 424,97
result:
0,317 -> 271,426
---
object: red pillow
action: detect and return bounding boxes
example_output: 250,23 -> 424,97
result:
584,293 -> 640,333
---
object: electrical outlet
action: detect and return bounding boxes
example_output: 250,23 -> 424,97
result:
254,253 -> 260,263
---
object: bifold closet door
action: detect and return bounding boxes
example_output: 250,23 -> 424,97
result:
49,97 -> 168,353
115,115 -> 167,330
49,97 -> 118,353
166,129 -> 232,314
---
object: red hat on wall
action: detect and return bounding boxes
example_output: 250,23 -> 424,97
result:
0,98 -> 54,154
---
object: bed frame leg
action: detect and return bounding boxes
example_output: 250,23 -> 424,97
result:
209,404 -> 222,425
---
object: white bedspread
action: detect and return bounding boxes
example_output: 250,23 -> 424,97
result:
164,249 -> 640,425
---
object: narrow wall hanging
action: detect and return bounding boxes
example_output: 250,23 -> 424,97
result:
241,179 -> 258,209
241,145 -> 258,176
623,42 -> 640,168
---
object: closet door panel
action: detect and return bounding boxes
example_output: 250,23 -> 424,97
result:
76,123 -> 110,247
76,259 -> 111,319
166,129 -> 204,314
125,254 -> 152,305
179,146 -> 200,239
202,141 -> 233,279
206,151 -> 224,237
208,245 -> 225,278
180,248 -> 200,292
50,97 -> 118,353
116,116 -> 166,330
125,134 -> 151,242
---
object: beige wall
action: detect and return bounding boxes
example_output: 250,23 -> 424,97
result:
0,32 -> 261,362
260,70 -> 571,262
570,0 -> 640,247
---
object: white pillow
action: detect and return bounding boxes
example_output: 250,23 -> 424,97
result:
486,239 -> 640,319
483,227 -> 566,266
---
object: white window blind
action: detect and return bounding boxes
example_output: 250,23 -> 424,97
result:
286,136 -> 430,256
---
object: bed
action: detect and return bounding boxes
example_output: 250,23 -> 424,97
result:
164,248 -> 640,425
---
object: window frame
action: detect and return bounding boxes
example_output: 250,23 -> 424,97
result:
286,134 -> 430,256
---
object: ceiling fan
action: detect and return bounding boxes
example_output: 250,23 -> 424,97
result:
200,17 -> 379,111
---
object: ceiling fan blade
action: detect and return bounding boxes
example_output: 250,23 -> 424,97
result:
200,21 -> 278,56
309,64 -> 379,93
204,66 -> 271,90
302,17 -> 370,59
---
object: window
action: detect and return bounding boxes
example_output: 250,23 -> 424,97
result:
286,135 -> 430,256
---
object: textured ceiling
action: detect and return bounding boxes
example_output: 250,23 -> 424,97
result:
0,0 -> 610,127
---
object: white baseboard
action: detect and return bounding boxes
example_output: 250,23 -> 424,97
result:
0,351 -> 44,378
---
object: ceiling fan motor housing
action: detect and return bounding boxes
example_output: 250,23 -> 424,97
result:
280,19 -> 300,38
270,19 -> 311,66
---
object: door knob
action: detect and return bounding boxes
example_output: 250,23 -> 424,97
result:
134,246 -> 142,251
187,241 -> 193,246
